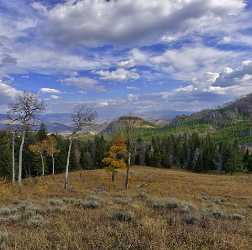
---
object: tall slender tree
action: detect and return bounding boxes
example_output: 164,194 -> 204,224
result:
119,116 -> 137,189
8,92 -> 45,184
44,135 -> 60,175
29,141 -> 47,176
65,105 -> 97,190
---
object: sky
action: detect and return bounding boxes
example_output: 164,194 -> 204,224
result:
0,0 -> 252,120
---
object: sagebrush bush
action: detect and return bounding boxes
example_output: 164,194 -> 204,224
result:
46,206 -> 66,213
0,214 -> 21,223
112,196 -> 132,205
149,197 -> 179,210
109,210 -> 135,222
0,231 -> 8,249
62,197 -> 82,206
80,199 -> 100,209
228,213 -> 245,221
0,207 -> 12,216
183,213 -> 202,225
48,199 -> 64,206
26,215 -> 45,227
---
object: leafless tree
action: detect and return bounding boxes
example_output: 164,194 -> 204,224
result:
6,125 -> 17,184
64,105 -> 97,190
119,116 -> 138,189
8,92 -> 45,185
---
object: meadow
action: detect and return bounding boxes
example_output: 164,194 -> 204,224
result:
0,166 -> 251,249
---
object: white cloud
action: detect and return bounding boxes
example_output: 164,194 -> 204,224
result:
214,60 -> 252,87
50,95 -> 60,100
97,68 -> 140,81
128,94 -> 139,102
40,88 -> 61,94
0,80 -> 20,105
60,76 -> 105,92
39,0 -> 245,47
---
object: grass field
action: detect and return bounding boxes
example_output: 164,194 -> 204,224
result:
0,166 -> 251,249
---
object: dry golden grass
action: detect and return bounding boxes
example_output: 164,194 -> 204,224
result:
0,166 -> 251,250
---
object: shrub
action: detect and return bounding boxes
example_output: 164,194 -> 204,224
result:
26,215 -> 45,227
149,198 -> 179,210
0,231 -> 8,249
112,196 -> 132,205
80,200 -> 100,209
183,213 -> 201,225
0,208 -> 12,216
110,210 -> 135,222
228,213 -> 245,221
202,208 -> 227,220
0,214 -> 21,223
62,197 -> 82,206
46,206 -> 66,213
177,201 -> 196,214
48,199 -> 64,206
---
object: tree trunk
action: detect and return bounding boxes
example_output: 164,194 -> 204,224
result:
12,132 -> 15,183
52,154 -> 55,175
18,131 -> 25,185
112,169 -> 116,183
40,153 -> 45,176
65,138 -> 73,190
125,152 -> 131,189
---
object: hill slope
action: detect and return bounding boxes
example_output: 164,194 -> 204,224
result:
172,93 -> 252,127
101,116 -> 155,135
0,167 -> 251,249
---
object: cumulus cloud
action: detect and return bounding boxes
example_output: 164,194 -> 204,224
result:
36,0 -> 245,47
97,68 -> 140,81
60,76 -> 105,92
0,0 -> 251,115
214,61 -> 252,87
0,80 -> 20,105
151,44 -> 237,81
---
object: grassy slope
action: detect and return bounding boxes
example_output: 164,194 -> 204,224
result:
0,166 -> 251,249
138,119 -> 252,145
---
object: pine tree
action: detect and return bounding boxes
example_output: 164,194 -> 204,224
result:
37,123 -> 48,142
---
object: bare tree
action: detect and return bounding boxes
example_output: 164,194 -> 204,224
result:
8,92 -> 45,185
64,105 -> 97,190
119,116 -> 138,189
7,127 -> 17,184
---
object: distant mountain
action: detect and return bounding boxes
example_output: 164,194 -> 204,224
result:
101,116 -> 155,135
171,93 -> 252,127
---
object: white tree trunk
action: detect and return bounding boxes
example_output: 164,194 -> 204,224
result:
52,154 -> 55,175
12,132 -> 15,183
40,153 -> 45,176
65,138 -> 73,190
18,131 -> 25,185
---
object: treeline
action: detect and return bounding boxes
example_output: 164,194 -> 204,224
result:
0,124 -> 251,181
0,124 -> 108,180
142,134 -> 252,173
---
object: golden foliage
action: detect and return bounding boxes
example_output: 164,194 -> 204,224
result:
102,136 -> 128,172
43,135 -> 60,156
29,142 -> 46,155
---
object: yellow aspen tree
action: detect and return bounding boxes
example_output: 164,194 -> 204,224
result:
44,135 -> 60,175
29,141 -> 47,176
103,136 -> 128,183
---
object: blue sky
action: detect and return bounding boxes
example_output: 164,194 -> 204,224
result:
0,0 -> 252,120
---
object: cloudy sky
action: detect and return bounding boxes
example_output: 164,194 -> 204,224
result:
0,0 -> 252,119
